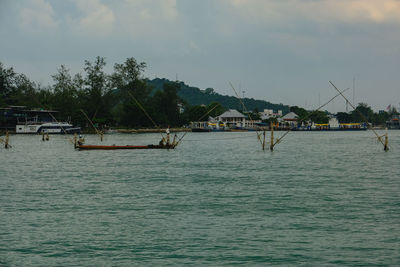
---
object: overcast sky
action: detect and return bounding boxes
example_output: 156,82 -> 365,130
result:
1,0 -> 399,112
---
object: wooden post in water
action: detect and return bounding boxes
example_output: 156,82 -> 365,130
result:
270,122 -> 274,151
73,133 -> 77,149
5,130 -> 9,149
384,128 -> 389,151
166,127 -> 170,146
172,134 -> 177,147
262,129 -> 266,151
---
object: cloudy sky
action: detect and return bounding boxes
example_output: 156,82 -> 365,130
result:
1,0 -> 399,112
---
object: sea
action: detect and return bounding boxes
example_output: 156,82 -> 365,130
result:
1,130 -> 399,266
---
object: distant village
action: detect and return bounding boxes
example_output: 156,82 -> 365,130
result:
190,107 -> 400,132
1,103 -> 400,134
1,58 -> 399,134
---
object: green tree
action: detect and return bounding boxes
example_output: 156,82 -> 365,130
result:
0,62 -> 38,108
290,106 -> 308,121
183,105 -> 208,122
50,65 -> 83,124
309,110 -> 329,124
82,56 -> 114,126
0,62 -> 16,106
351,103 -> 374,122
206,102 -> 224,118
111,57 -> 151,127
388,106 -> 398,116
204,88 -> 216,95
371,111 -> 389,126
9,73 -> 37,108
151,82 -> 181,126
336,112 -> 353,123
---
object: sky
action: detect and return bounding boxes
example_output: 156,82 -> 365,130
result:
1,0 -> 400,112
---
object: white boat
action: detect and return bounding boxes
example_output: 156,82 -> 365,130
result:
16,122 -> 81,134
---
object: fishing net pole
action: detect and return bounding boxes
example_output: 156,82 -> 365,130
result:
272,87 -> 350,148
126,90 -> 167,141
175,104 -> 220,146
329,81 -> 389,151
229,82 -> 264,147
80,109 -> 104,141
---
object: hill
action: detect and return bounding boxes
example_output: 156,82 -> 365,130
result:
146,78 -> 289,114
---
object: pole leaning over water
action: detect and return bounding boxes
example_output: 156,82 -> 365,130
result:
80,109 -> 104,142
270,122 -> 274,151
271,87 -> 350,151
329,81 -> 389,151
229,82 -> 264,148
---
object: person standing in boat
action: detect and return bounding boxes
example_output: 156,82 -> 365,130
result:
78,134 -> 85,146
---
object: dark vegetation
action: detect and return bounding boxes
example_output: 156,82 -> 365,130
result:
0,57 -> 395,128
0,57 -> 229,128
147,78 -> 290,114
0,57 -> 289,129
289,104 -> 395,125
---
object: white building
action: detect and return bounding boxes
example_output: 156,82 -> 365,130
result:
217,109 -> 261,128
218,109 -> 246,127
278,112 -> 298,128
259,109 -> 283,120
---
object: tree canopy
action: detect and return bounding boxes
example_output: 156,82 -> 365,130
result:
0,59 -> 392,129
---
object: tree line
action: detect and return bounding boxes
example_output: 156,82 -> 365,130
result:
1,57 -> 395,129
289,104 -> 396,125
0,57 -> 225,129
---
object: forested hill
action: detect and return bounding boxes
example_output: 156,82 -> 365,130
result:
146,78 -> 290,114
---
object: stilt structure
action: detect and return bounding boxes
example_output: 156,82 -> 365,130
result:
229,82 -> 264,148
230,81 -> 349,151
4,131 -> 10,149
270,122 -> 274,151
73,133 -> 77,148
268,87 -> 350,151
262,129 -> 266,151
329,81 -> 389,152
41,132 -> 50,141
384,128 -> 389,151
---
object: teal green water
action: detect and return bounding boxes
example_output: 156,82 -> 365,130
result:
1,131 -> 399,266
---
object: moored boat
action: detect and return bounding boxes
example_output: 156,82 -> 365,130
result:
16,122 -> 81,134
75,143 -> 175,150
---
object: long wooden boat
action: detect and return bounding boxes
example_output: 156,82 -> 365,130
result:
75,144 -> 175,150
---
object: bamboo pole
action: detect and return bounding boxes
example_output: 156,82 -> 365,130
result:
384,128 -> 389,151
5,130 -> 10,149
273,87 -> 350,148
329,81 -> 388,151
262,129 -> 266,151
80,109 -> 103,142
173,101 -> 221,147
229,82 -> 264,147
270,122 -> 274,151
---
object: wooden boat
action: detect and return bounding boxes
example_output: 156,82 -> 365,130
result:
75,143 -> 175,150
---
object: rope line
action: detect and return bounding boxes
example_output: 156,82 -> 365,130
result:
80,109 -> 104,141
126,90 -> 165,140
329,81 -> 387,149
273,87 -> 350,146
229,82 -> 264,146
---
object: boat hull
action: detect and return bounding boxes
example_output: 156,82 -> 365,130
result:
16,123 -> 81,134
76,144 -> 175,150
